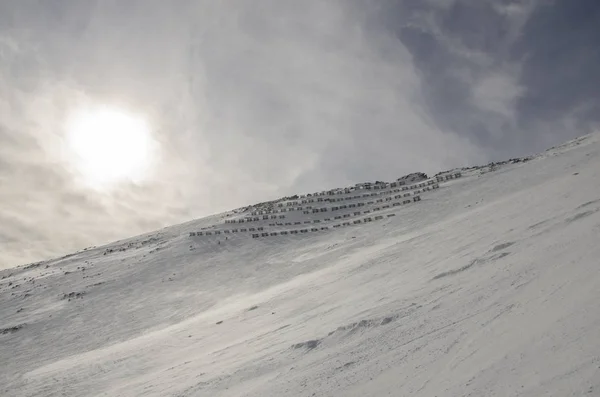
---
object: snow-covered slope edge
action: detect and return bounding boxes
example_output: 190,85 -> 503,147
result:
1,132 -> 599,397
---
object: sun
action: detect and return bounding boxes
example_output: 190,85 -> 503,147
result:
65,106 -> 154,188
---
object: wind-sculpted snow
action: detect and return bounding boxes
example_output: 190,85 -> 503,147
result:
291,312 -> 406,352
0,324 -> 25,335
1,133 -> 600,396
432,243 -> 514,280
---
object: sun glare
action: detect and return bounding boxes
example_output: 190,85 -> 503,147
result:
66,106 -> 154,188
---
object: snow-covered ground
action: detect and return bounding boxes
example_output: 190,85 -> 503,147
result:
1,133 -> 600,397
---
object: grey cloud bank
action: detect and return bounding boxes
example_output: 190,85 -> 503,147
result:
0,0 -> 598,269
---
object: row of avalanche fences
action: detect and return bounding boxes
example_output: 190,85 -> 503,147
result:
189,196 -> 420,238
249,213 -> 398,238
188,172 -> 461,240
257,181 -> 436,212
236,173 -> 461,220
279,171 -> 453,202
226,187 -> 437,224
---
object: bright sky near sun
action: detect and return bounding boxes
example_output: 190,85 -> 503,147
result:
65,106 -> 155,189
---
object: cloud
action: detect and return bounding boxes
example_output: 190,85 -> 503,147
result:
0,0 -> 487,269
472,70 -> 525,118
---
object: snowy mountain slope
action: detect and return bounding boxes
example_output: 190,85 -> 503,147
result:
1,133 -> 600,396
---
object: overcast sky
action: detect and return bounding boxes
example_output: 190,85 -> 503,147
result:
1,0 -> 599,269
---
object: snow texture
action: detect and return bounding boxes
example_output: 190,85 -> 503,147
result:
1,133 -> 600,396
